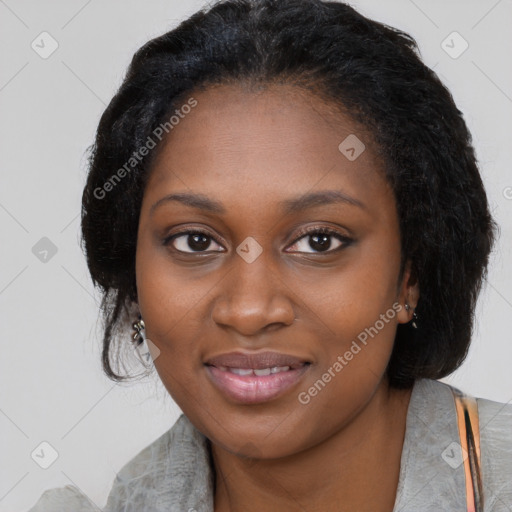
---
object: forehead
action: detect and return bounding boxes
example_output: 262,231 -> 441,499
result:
144,83 -> 392,215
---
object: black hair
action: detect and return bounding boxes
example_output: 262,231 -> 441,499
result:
81,0 -> 497,388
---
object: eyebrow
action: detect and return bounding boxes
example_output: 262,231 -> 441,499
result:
281,190 -> 365,214
149,190 -> 365,217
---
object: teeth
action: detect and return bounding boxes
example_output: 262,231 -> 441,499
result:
229,368 -> 254,376
270,365 -> 290,373
254,368 -> 271,376
270,366 -> 290,373
217,366 -> 291,375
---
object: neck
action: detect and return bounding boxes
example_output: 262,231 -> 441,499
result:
211,381 -> 413,512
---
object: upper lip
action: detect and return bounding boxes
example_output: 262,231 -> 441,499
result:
204,351 -> 311,370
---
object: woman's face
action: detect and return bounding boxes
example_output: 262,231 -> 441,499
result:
136,84 -> 417,459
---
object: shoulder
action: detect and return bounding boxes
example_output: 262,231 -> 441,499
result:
26,484 -> 99,512
412,377 -> 512,431
475,393 -> 512,509
27,414 -> 209,512
476,392 -> 512,435
393,378 -> 511,510
417,378 -> 512,450
103,413 -> 213,511
418,378 -> 512,507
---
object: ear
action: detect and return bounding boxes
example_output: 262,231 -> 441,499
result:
396,259 -> 420,325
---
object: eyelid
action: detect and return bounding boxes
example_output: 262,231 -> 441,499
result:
285,225 -> 352,253
163,227 -> 226,252
163,224 -> 352,255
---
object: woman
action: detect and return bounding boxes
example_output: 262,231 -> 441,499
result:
29,0 -> 511,510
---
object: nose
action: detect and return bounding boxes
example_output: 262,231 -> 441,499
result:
210,249 -> 296,337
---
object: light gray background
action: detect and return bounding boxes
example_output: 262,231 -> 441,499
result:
1,0 -> 511,510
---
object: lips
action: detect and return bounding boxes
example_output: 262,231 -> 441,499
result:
204,351 -> 310,370
204,351 -> 311,404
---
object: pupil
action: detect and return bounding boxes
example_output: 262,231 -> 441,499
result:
310,234 -> 330,252
188,234 -> 210,251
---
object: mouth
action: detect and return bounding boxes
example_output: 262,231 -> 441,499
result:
204,350 -> 311,370
211,365 -> 304,376
204,351 -> 312,404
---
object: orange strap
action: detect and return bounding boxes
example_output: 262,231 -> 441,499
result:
452,387 -> 484,512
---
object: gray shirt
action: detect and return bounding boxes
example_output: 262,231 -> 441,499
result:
28,378 -> 512,511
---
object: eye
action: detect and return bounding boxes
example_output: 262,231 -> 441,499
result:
163,226 -> 352,255
164,230 -> 224,253
286,226 -> 352,254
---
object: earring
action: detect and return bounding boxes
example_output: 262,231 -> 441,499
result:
131,314 -> 157,367
412,310 -> 418,329
404,303 -> 418,329
132,314 -> 145,346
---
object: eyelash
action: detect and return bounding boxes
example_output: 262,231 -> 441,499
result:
163,225 -> 352,255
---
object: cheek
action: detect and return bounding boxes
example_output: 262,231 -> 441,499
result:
299,240 -> 401,395
304,291 -> 399,396
135,239 -> 213,395
291,305 -> 399,451
136,235 -> 214,333
307,247 -> 400,338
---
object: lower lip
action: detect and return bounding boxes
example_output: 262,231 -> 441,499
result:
205,364 -> 311,404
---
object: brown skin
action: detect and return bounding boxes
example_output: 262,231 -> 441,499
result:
135,83 -> 420,512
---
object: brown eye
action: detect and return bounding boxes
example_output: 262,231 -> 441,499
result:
287,227 -> 352,254
165,230 -> 224,253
